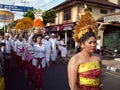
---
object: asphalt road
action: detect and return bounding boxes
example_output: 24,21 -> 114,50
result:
4,58 -> 120,90
102,70 -> 120,90
4,58 -> 70,90
42,60 -> 70,90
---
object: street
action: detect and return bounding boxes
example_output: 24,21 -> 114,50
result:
4,57 -> 70,90
4,57 -> 120,90
102,70 -> 120,90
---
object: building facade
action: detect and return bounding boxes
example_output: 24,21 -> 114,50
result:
97,12 -> 120,51
45,0 -> 120,49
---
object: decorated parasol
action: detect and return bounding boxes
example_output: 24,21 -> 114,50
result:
0,10 -> 14,32
15,17 -> 33,31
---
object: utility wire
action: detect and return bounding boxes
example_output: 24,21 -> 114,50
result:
39,0 -> 60,8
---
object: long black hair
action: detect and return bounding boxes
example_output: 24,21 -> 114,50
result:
79,32 -> 96,44
34,34 -> 43,42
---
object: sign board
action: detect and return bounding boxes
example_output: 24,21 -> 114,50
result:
104,15 -> 120,23
57,25 -> 63,31
63,26 -> 72,30
0,4 -> 33,12
63,23 -> 75,31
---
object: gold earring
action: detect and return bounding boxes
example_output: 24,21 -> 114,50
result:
81,45 -> 84,48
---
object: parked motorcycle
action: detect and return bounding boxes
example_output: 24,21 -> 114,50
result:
99,46 -> 120,59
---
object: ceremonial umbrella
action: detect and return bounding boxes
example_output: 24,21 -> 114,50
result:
0,10 -> 14,33
15,17 -> 33,31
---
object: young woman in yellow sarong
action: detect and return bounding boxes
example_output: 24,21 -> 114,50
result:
68,5 -> 102,90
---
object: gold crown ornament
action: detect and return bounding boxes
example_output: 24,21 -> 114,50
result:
73,5 -> 97,46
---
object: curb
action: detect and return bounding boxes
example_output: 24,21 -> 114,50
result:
114,58 -> 120,61
102,64 -> 120,73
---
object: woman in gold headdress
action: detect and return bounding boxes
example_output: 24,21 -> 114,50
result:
68,5 -> 102,90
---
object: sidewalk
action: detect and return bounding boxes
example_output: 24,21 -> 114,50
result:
102,58 -> 120,72
67,49 -> 120,73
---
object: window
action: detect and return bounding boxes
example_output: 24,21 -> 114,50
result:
51,18 -> 55,23
100,9 -> 108,14
63,9 -> 71,21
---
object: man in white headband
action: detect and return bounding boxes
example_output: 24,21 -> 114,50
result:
44,35 -> 51,67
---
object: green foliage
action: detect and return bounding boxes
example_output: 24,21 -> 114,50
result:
8,21 -> 16,28
0,27 -> 4,33
42,9 -> 56,25
22,9 -> 56,26
23,10 -> 35,20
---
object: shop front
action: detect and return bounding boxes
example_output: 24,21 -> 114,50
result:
45,22 -> 76,48
98,14 -> 120,51
103,24 -> 120,51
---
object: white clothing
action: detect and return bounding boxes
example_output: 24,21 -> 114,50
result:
44,40 -> 52,62
49,38 -> 57,50
5,40 -> 12,53
23,38 -> 29,44
10,39 -> 15,48
0,42 -> 3,62
61,46 -> 67,57
49,38 -> 57,61
9,37 -> 16,48
14,40 -> 26,60
57,40 -> 64,50
44,40 -> 52,54
25,43 -> 34,61
96,39 -> 101,50
32,43 -> 46,69
2,40 -> 12,54
0,40 -> 4,53
42,38 -> 46,44
28,34 -> 35,46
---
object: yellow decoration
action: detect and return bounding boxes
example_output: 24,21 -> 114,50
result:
73,5 -> 97,47
78,76 -> 100,86
0,10 -> 14,22
15,17 -> 33,31
33,18 -> 44,27
78,61 -> 100,73
77,61 -> 101,86
0,76 -> 4,90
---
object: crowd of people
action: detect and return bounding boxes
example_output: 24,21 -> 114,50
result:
0,5 -> 103,90
0,28 -> 67,90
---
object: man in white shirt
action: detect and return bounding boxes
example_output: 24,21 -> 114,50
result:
49,33 -> 57,63
3,33 -> 12,69
0,33 -> 4,70
96,36 -> 101,54
44,35 -> 51,67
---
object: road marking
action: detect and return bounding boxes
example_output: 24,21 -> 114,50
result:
102,70 -> 120,78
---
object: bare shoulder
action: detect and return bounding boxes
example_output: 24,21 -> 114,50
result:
93,53 -> 101,61
68,53 -> 80,67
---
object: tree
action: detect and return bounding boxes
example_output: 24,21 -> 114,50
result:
0,27 -> 4,33
8,21 -> 16,28
23,10 -> 35,20
23,9 -> 56,26
42,9 -> 56,25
